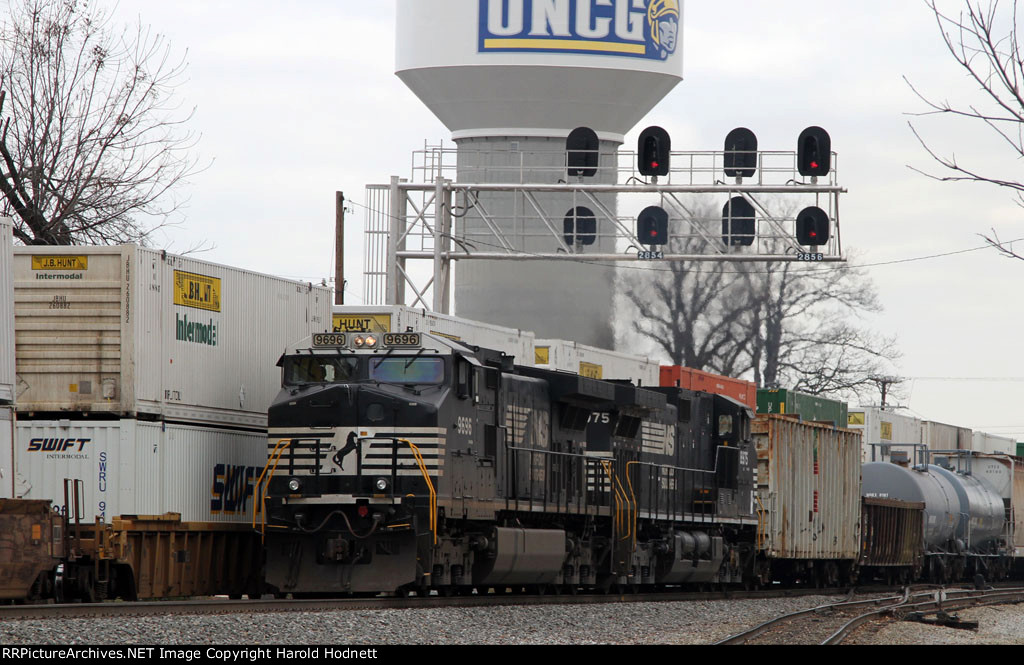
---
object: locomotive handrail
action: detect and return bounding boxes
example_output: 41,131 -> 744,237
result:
400,438 -> 438,546
253,439 -> 293,538
600,461 -> 632,543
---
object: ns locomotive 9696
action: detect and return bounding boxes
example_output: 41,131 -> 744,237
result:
257,332 -> 760,595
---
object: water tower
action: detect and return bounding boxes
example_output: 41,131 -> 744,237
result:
395,0 -> 684,348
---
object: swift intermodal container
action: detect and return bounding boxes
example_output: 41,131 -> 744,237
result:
14,418 -> 265,524
0,218 -> 13,404
13,246 -> 331,427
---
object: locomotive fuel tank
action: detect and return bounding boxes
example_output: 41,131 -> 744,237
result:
862,462 -> 1005,552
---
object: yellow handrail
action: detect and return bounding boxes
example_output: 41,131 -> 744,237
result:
600,460 -> 632,542
253,438 -> 293,539
403,438 -> 438,545
625,461 -> 640,550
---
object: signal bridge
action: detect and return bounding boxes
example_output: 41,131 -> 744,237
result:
363,134 -> 846,313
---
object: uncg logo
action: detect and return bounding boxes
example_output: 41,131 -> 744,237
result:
478,0 -> 679,61
210,463 -> 257,515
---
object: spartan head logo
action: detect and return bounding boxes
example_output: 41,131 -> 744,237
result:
647,0 -> 680,60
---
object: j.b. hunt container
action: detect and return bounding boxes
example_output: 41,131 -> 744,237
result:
13,246 -> 331,428
332,305 -> 535,366
13,418 -> 266,524
533,338 -> 660,386
0,218 -> 13,404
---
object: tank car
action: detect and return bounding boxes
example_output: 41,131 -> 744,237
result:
862,459 -> 1009,582
257,332 -> 759,596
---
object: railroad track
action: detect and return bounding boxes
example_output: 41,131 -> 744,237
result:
0,586 -> 851,620
715,585 -> 1024,645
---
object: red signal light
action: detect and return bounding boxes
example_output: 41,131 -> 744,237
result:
357,505 -> 369,518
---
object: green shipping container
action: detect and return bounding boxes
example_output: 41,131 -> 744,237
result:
756,388 -> 848,427
1017,442 -> 1024,458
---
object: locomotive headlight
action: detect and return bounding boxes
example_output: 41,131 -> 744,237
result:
364,335 -> 378,348
287,478 -> 302,493
375,477 -> 389,492
353,336 -> 365,348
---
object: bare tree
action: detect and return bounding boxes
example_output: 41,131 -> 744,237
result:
620,200 -> 900,401
620,200 -> 754,377
0,0 -> 200,245
909,0 -> 1024,258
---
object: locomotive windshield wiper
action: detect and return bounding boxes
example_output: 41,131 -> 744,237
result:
403,348 -> 427,370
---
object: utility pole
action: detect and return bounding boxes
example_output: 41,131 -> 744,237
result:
335,191 -> 345,305
870,375 -> 903,409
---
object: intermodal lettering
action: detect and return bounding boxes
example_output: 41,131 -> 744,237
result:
176,313 -> 218,346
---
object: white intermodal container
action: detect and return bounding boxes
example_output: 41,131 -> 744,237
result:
14,418 -> 265,524
331,305 -> 535,366
533,338 -> 660,386
0,218 -> 13,404
921,420 -> 973,454
13,246 -> 331,427
847,407 -> 922,463
0,407 -> 13,498
972,431 -> 1017,455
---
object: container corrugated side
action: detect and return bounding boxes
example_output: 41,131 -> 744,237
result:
921,421 -> 973,453
753,415 -> 862,560
0,407 -> 12,499
330,305 -> 535,364
13,246 -> 331,427
142,249 -> 330,426
534,338 -> 659,386
972,432 -> 1016,455
847,407 -> 922,463
659,366 -> 757,410
0,218 -> 14,404
14,419 -> 265,523
756,388 -> 848,426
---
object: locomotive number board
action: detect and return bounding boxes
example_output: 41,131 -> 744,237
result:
383,333 -> 421,348
312,333 -> 347,347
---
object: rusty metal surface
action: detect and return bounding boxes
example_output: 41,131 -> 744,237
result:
753,415 -> 862,560
860,498 -> 925,568
93,515 -> 261,599
0,499 -> 61,599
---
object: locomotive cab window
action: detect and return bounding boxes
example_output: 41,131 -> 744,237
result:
370,357 -> 445,385
284,356 -> 360,387
718,414 -> 733,437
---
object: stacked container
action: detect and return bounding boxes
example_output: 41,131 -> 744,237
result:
972,431 -> 1016,455
0,218 -> 13,403
332,304 -> 534,366
756,388 -> 848,427
11,246 -> 332,522
0,218 -> 13,499
660,366 -> 756,410
921,421 -> 973,454
533,338 -> 660,386
847,407 -> 922,463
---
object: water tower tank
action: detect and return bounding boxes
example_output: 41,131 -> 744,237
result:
395,0 -> 684,349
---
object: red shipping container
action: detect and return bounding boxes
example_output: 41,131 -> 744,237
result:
659,366 -> 757,411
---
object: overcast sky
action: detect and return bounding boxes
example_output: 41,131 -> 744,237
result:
106,0 -> 1024,441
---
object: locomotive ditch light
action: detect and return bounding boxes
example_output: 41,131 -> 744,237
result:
375,478 -> 389,492
287,478 -> 302,492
